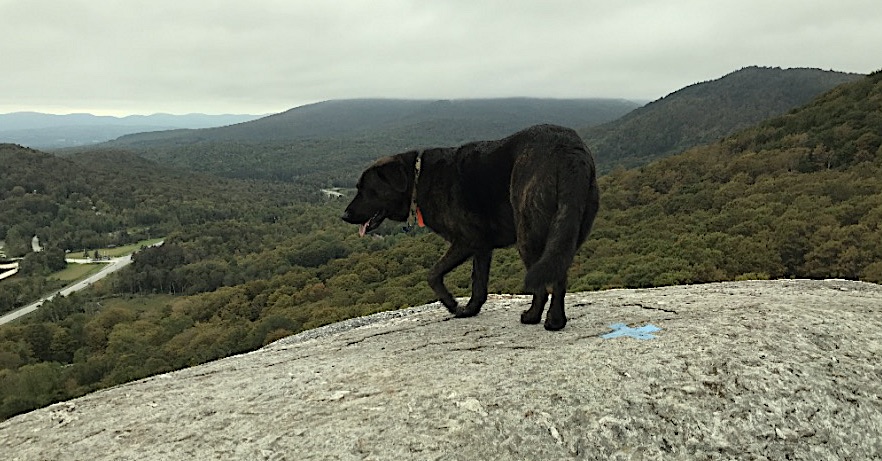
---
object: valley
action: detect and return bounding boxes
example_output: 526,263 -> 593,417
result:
0,66 -> 880,421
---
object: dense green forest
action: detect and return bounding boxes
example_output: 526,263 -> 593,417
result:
581,66 -> 862,173
1,70 -> 881,421
0,145 -> 312,314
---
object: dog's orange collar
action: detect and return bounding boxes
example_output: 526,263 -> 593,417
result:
406,152 -> 425,230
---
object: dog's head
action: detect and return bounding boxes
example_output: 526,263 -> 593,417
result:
342,154 -> 413,236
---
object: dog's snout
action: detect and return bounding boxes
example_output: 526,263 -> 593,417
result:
341,210 -> 351,221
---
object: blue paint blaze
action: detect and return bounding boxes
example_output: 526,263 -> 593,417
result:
601,323 -> 661,340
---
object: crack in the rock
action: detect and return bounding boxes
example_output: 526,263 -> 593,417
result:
450,345 -> 487,352
344,330 -> 399,346
405,339 -> 458,352
450,344 -> 537,352
625,302 -> 679,315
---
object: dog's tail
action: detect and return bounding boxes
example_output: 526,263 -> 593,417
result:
523,175 -> 598,291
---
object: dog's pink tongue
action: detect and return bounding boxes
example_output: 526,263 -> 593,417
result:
359,222 -> 368,237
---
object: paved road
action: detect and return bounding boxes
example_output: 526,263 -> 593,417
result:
0,255 -> 132,325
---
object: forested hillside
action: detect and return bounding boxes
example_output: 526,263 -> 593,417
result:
581,69 -> 882,287
2,70 -> 880,421
0,144 -> 311,313
93,98 -> 639,184
581,66 -> 862,173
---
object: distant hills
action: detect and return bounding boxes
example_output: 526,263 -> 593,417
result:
95,98 -> 640,184
0,112 -> 263,149
107,98 -> 639,145
11,66 -> 865,185
581,66 -> 863,173
92,67 -> 863,184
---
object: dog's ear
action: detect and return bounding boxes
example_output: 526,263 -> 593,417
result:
374,158 -> 409,193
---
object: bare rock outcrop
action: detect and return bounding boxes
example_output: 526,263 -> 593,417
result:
2,279 -> 881,460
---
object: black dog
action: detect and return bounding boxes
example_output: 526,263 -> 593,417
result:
342,124 -> 599,330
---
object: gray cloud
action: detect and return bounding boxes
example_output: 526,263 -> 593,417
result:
2,0 -> 880,115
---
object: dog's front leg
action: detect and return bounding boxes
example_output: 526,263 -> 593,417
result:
456,249 -> 492,317
428,245 -> 473,314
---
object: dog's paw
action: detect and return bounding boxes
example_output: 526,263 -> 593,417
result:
543,316 -> 567,331
441,299 -> 459,315
520,309 -> 542,324
454,303 -> 482,318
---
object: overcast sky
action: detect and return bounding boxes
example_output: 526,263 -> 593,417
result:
2,0 -> 880,116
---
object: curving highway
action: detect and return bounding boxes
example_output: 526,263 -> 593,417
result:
0,255 -> 134,325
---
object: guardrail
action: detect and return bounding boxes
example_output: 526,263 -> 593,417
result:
0,262 -> 19,281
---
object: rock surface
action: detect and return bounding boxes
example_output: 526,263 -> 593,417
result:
2,279 -> 881,460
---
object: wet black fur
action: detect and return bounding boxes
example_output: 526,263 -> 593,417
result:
342,124 -> 599,330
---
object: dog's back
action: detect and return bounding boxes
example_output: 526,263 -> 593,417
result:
420,124 -> 597,258
507,125 -> 599,290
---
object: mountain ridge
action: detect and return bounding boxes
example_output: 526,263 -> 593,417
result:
95,67 -> 865,183
93,97 -> 640,183
107,97 -> 639,144
580,66 -> 864,173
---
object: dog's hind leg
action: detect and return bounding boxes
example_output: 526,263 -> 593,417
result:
518,238 -> 551,324
520,290 -> 548,324
456,249 -> 492,317
544,277 -> 568,331
516,228 -> 550,324
428,245 -> 473,314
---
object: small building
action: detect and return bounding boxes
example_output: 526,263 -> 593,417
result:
320,189 -> 345,199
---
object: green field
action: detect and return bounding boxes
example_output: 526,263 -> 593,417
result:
76,237 -> 165,258
48,262 -> 105,282
47,237 -> 165,284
